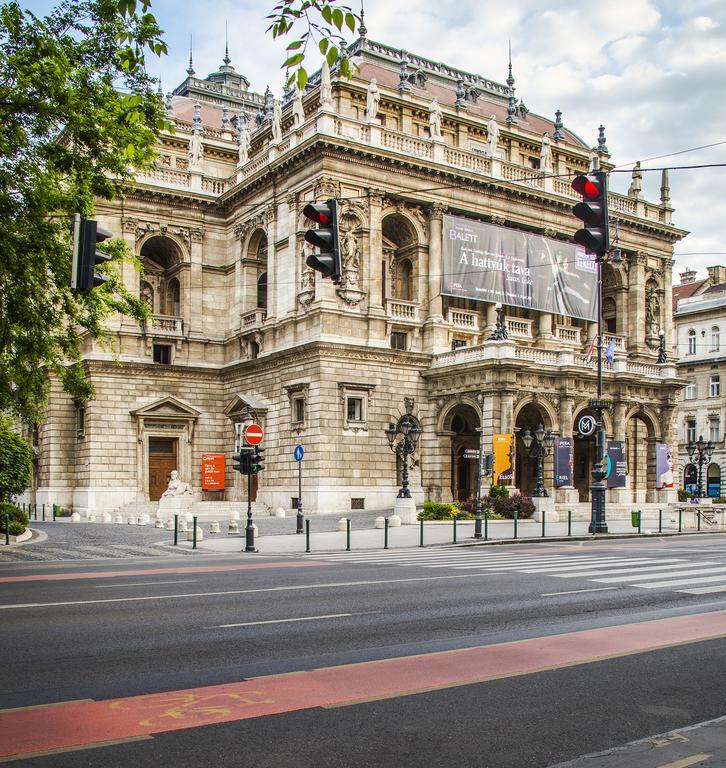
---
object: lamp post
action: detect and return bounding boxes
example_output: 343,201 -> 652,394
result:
686,435 -> 714,499
385,415 -> 421,498
521,424 -> 555,497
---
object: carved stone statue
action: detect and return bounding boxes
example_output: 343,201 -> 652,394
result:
292,88 -> 305,125
271,101 -> 282,142
237,118 -> 250,166
366,78 -> 380,122
487,114 -> 499,156
428,99 -> 442,140
628,161 -> 643,198
646,286 -> 660,334
341,229 -> 360,278
161,470 -> 193,498
188,129 -> 203,169
320,59 -> 333,108
540,132 -> 553,172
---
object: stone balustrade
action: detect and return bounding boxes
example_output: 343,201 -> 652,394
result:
149,315 -> 183,335
240,309 -> 267,330
506,317 -> 534,338
386,300 -> 419,323
447,308 -> 479,330
555,325 -> 582,344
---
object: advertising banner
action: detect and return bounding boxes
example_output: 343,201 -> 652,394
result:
492,433 -> 514,486
655,443 -> 674,489
201,453 -> 225,491
441,214 -> 597,321
553,437 -> 573,487
606,441 -> 627,489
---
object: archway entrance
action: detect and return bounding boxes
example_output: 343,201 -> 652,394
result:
573,409 -> 597,502
514,403 -> 552,496
626,414 -> 655,500
445,405 -> 480,502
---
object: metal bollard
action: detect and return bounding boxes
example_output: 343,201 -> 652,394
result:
453,517 -> 457,544
658,509 -> 662,533
679,509 -> 682,533
42,503 -> 45,521
384,517 -> 389,549
513,512 -> 518,540
420,518 -> 424,547
192,516 -> 198,549
346,518 -> 351,552
484,512 -> 488,541
305,519 -> 311,553
541,513 -> 546,539
567,510 -> 572,537
637,509 -> 642,535
4,514 -> 9,545
173,514 -> 178,546
697,511 -> 701,532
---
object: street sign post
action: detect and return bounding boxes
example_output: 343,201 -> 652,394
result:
294,445 -> 304,533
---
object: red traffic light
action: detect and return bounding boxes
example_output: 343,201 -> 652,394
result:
303,198 -> 341,282
571,174 -> 602,199
302,203 -> 333,227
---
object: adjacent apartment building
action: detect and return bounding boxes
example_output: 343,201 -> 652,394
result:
27,32 -> 687,517
673,267 -> 726,497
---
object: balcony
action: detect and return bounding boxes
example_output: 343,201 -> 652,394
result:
555,325 -> 582,345
506,317 -> 534,339
447,309 -> 479,331
145,314 -> 183,337
240,309 -> 267,331
386,300 -> 419,324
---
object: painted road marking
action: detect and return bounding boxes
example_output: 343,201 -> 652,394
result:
216,612 -> 370,628
593,566 -> 726,584
545,562 -> 717,578
639,573 -> 726,589
2,609 -> 726,760
655,755 -> 710,768
0,573 -> 495,610
95,580 -> 199,589
0,735 -> 153,764
520,558 -> 685,572
0,561 -> 331,584
541,587 -> 617,596
681,584 -> 726,595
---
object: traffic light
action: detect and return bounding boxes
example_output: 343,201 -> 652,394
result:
303,199 -> 341,283
571,170 -> 609,255
250,446 -> 265,474
72,215 -> 113,293
232,449 -> 251,474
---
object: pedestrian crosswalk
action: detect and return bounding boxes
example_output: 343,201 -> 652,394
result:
306,548 -> 726,596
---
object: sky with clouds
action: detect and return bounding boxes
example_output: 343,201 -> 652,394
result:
21,0 -> 726,280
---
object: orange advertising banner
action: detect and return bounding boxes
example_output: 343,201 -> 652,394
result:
492,434 -> 514,486
201,453 -> 225,491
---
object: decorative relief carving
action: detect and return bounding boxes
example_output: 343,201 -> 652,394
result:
298,265 -> 315,307
313,176 -> 340,200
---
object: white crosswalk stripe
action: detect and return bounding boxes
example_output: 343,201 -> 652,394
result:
306,548 -> 726,595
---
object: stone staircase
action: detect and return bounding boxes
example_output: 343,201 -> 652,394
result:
116,500 -> 270,523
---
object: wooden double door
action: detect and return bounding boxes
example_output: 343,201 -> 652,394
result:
148,437 -> 178,501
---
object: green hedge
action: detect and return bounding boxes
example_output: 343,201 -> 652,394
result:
0,502 -> 28,536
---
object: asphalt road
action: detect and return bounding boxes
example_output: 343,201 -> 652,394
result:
2,535 -> 726,767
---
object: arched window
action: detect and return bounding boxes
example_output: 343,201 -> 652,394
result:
684,464 -> 698,495
711,326 -> 720,352
167,278 -> 180,316
707,464 -> 721,498
688,329 -> 696,355
257,272 -> 268,310
140,280 -> 154,311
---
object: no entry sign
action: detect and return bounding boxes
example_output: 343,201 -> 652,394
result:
244,423 -> 264,445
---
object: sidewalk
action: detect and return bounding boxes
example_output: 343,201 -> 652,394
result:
181,515 -> 722,556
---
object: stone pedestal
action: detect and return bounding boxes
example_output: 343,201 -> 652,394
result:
531,496 -> 558,522
394,496 -> 418,525
555,487 -> 579,505
158,496 -> 193,518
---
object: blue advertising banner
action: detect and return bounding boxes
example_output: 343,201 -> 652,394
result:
606,441 -> 627,488
554,437 -> 573,487
441,215 -> 598,321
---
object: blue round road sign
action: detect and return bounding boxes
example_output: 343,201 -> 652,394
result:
294,445 -> 304,462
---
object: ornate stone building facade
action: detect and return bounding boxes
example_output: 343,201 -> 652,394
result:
30,35 -> 686,517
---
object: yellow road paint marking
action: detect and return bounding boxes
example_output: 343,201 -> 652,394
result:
656,755 -> 711,768
0,698 -> 93,714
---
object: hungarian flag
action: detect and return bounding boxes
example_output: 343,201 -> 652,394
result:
584,337 -> 596,364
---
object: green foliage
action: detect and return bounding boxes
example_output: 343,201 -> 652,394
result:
483,493 -> 535,520
0,501 -> 29,535
488,484 -> 510,500
0,419 -> 33,502
267,0 -> 358,90
677,488 -> 692,501
0,0 -> 165,422
711,497 -> 726,504
418,502 -> 461,520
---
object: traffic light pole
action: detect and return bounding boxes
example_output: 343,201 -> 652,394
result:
296,460 -> 304,534
589,244 -> 609,534
245,470 -> 257,552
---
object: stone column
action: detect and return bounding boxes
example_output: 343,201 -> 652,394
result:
663,256 -> 675,358
120,218 -> 141,334
538,313 -> 553,340
609,401 -> 630,503
555,396 -> 578,505
366,189 -> 384,313
627,252 -> 648,355
188,228 -> 204,337
427,205 -> 445,322
265,206 -> 277,321
287,192 -> 299,317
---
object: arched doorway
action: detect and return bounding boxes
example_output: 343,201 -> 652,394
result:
573,409 -> 597,502
139,235 -> 184,318
626,413 -> 656,501
514,403 -> 553,496
708,464 -> 721,498
381,213 -> 420,304
444,404 -> 480,501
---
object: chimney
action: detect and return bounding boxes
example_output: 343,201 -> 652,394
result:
707,265 -> 726,285
679,269 -> 697,284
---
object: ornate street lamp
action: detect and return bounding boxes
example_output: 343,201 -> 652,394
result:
686,434 -> 714,499
385,415 -> 421,498
521,424 -> 555,497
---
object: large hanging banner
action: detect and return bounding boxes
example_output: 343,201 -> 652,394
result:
553,437 -> 573,487
655,443 -> 674,489
606,441 -> 627,489
441,215 -> 598,321
492,433 -> 514,486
